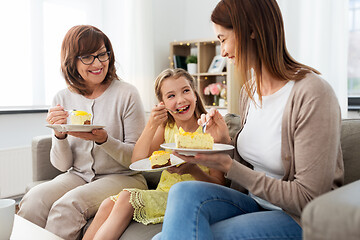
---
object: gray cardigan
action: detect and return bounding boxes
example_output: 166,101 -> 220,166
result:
226,72 -> 344,225
50,80 -> 145,182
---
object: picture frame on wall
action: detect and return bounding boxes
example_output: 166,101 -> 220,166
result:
208,55 -> 226,73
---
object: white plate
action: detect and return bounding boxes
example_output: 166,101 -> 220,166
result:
46,124 -> 105,132
160,143 -> 234,156
129,154 -> 185,172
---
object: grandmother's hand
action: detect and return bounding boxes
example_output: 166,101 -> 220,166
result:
198,108 -> 231,144
173,152 -> 233,173
47,104 -> 69,139
68,128 -> 108,144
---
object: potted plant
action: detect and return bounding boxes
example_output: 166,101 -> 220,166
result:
185,55 -> 197,74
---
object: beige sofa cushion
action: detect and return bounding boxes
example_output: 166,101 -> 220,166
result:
31,135 -> 62,182
119,221 -> 162,240
340,119 -> 360,184
302,180 -> 360,240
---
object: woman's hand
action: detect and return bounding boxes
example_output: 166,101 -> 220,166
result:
198,108 -> 231,144
167,162 -> 200,175
67,128 -> 108,144
148,102 -> 168,129
47,104 -> 69,139
173,152 -> 233,174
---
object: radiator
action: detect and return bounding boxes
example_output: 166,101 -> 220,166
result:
0,146 -> 32,198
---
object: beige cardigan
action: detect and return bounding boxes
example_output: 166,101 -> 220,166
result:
226,72 -> 344,225
50,80 -> 146,182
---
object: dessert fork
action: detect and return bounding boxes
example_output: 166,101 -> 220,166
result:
64,109 -> 76,113
166,108 -> 184,114
202,119 -> 210,133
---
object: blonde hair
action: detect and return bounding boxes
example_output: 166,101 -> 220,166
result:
154,68 -> 207,125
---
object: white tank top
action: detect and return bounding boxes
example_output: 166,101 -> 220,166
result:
237,80 -> 294,210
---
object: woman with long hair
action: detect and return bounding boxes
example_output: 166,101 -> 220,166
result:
154,1 -> 343,239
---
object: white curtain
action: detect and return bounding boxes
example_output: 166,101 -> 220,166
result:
103,0 -> 156,112
277,0 -> 349,117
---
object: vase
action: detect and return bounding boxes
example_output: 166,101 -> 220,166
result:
213,95 -> 220,106
219,98 -> 226,107
187,63 -> 197,74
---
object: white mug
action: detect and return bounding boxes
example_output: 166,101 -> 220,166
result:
0,199 -> 16,240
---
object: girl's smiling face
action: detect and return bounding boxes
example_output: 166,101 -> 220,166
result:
161,76 -> 197,121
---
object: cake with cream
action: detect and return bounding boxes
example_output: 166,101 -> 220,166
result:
70,111 -> 92,125
149,150 -> 171,169
175,127 -> 214,149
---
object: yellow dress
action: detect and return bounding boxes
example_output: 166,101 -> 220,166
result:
110,123 -> 209,225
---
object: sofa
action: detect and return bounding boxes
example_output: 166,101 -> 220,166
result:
28,136 -> 163,240
28,116 -> 360,239
302,119 -> 360,240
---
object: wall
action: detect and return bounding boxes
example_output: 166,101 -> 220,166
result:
0,112 -> 50,198
153,0 -> 219,75
0,113 -> 50,149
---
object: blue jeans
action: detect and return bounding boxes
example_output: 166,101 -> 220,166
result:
153,181 -> 302,240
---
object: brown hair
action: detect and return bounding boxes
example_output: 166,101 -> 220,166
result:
211,0 -> 320,101
154,68 -> 207,125
60,25 -> 118,95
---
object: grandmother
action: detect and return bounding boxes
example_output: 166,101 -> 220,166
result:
18,25 -> 147,240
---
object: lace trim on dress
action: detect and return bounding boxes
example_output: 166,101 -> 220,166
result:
124,189 -> 164,225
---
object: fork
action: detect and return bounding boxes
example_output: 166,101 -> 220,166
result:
166,108 -> 184,114
202,119 -> 210,133
64,109 -> 77,113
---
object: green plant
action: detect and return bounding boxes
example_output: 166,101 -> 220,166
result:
185,55 -> 197,64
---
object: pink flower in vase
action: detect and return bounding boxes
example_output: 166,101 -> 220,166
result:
204,86 -> 210,95
209,83 -> 221,95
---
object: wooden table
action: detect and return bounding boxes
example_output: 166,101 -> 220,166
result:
10,214 -> 64,240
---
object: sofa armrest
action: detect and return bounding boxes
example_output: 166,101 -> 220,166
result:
224,113 -> 242,140
32,135 -> 62,182
302,180 -> 360,240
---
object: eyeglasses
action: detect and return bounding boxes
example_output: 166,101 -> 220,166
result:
77,51 -> 111,65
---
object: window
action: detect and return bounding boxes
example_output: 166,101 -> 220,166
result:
348,0 -> 360,109
0,0 -> 102,109
0,1 -> 32,107
42,0 -> 101,105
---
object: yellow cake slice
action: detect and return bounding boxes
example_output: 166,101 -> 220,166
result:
149,150 -> 171,169
175,127 -> 214,149
70,111 -> 92,125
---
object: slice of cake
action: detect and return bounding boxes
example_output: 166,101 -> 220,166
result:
70,111 -> 92,125
175,127 -> 214,149
149,150 -> 171,169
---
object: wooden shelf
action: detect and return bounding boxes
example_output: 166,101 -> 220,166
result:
205,106 -> 227,109
170,39 -> 240,114
196,72 -> 227,77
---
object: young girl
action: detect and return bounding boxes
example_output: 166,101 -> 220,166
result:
82,68 -> 226,240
